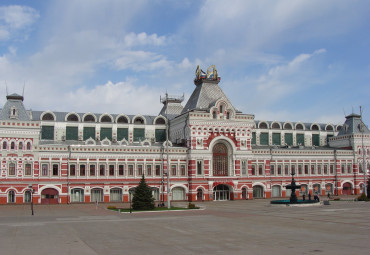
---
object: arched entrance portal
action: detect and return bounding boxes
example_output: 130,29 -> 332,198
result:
213,143 -> 228,176
242,187 -> 248,200
41,188 -> 59,204
342,182 -> 352,195
213,184 -> 230,201
196,188 -> 203,201
253,185 -> 264,198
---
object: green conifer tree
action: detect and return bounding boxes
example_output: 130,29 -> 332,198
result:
132,175 -> 155,210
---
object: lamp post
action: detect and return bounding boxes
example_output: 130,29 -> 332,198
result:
28,185 -> 34,216
360,122 -> 367,196
129,189 -> 132,214
165,92 -> 171,209
67,145 -> 71,204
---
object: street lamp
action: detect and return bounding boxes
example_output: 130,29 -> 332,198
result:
129,189 -> 133,213
28,185 -> 34,216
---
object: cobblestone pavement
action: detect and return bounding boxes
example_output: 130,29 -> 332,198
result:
0,199 -> 369,255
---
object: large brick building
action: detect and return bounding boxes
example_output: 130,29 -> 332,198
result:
1,66 -> 369,204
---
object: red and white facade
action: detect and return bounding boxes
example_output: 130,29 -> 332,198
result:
1,68 -> 369,204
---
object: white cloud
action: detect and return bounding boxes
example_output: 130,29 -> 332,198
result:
124,32 -> 166,47
0,5 -> 39,41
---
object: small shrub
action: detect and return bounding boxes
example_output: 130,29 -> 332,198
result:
188,203 -> 196,209
107,205 -> 117,210
357,193 -> 369,201
334,198 -> 340,201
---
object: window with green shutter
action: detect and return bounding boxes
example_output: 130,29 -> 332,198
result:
134,128 -> 145,142
252,132 -> 256,145
284,133 -> 293,146
66,126 -> 78,140
155,129 -> 166,142
312,134 -> 320,146
272,133 -> 281,145
41,126 -> 54,140
260,132 -> 269,145
100,128 -> 112,141
83,127 -> 95,140
296,133 -> 305,146
117,128 -> 128,141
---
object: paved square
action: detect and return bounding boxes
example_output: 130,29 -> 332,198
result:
0,200 -> 369,255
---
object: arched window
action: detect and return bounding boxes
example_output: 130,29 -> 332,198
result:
134,117 -> 144,124
155,117 -> 166,125
8,190 -> 15,203
83,114 -> 95,122
326,125 -> 334,131
311,124 -> 319,131
24,191 -> 31,203
3,141 -> 7,150
101,115 -> 112,123
272,123 -> 280,129
219,105 -> 224,114
117,116 -> 129,124
10,141 -> 15,150
284,123 -> 292,130
296,124 -> 304,130
259,122 -> 268,129
336,125 -> 342,132
67,114 -> 79,122
18,142 -> 23,150
213,111 -> 217,119
213,143 -> 228,176
226,112 -> 230,119
27,142 -> 31,150
42,113 -> 54,121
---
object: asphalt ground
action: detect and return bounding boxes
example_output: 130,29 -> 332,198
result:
0,199 -> 369,255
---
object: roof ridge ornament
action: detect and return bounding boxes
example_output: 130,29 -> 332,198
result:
195,65 -> 220,82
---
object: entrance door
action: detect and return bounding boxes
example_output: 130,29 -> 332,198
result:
197,189 -> 203,201
253,186 -> 264,198
213,184 -> 230,201
242,187 -> 247,200
342,183 -> 352,195
272,186 -> 281,197
41,188 -> 59,204
91,188 -> 103,202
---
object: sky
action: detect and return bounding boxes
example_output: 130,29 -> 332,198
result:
0,0 -> 369,125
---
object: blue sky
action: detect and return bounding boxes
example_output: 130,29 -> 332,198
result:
0,0 -> 369,125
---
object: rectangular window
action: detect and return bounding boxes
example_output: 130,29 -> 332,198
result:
99,165 -> 105,176
258,165 -> 263,175
25,163 -> 32,176
41,126 -> 54,140
284,165 -> 289,175
251,132 -> 256,145
52,164 -> 58,176
197,160 -> 203,175
272,133 -> 281,146
146,165 -> 152,176
119,165 -> 124,176
180,165 -> 186,176
80,165 -> 86,176
70,165 -> 75,176
298,165 -> 303,175
260,132 -> 269,145
155,129 -> 166,142
284,133 -> 293,146
171,165 -> 177,176
318,165 -> 322,175
117,128 -> 128,141
277,165 -> 282,175
341,164 -> 345,174
324,165 -> 328,175
66,126 -> 78,140
242,161 -> 247,175
312,134 -> 320,146
138,165 -> 143,176
155,165 -> 161,176
311,165 -> 315,175
129,165 -> 134,176
41,164 -> 48,176
347,164 -> 352,174
100,128 -> 112,141
304,165 -> 309,175
89,165 -> 95,176
83,127 -> 96,141
296,134 -> 305,146
109,165 -> 115,176
251,165 -> 256,175
330,164 -> 334,174
133,128 -> 145,142
291,165 -> 296,175
270,165 -> 275,175
8,163 -> 16,176
359,164 -> 363,173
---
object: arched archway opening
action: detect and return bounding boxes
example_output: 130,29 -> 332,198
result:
172,187 -> 186,201
242,187 -> 248,200
342,182 -> 352,195
91,188 -> 103,202
213,184 -> 230,201
71,188 -> 84,203
196,188 -> 203,201
253,185 -> 264,198
272,185 -> 281,198
213,143 -> 229,176
41,188 -> 59,204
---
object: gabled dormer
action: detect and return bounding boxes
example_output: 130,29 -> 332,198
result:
0,93 -> 31,121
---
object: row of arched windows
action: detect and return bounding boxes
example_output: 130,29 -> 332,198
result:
41,112 -> 166,125
2,141 -> 32,150
257,121 -> 341,131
